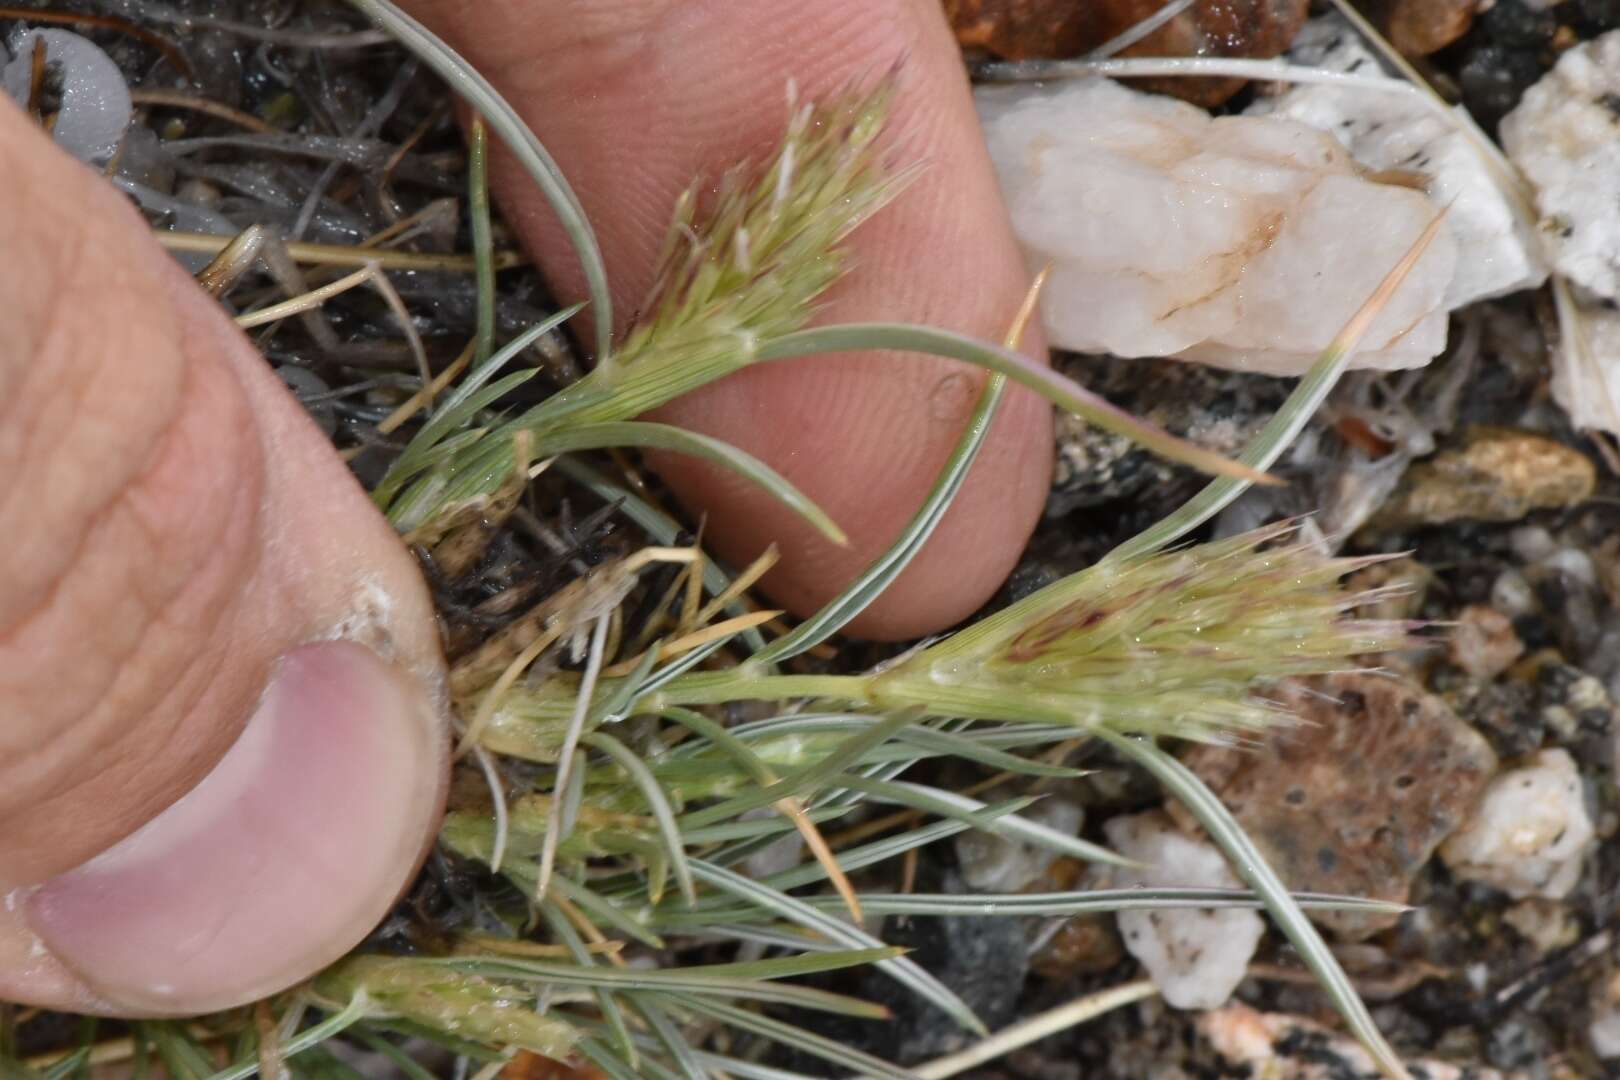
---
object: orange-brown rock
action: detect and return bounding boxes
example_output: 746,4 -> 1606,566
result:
946,0 -> 1310,105
1169,672 -> 1497,939
502,1054 -> 607,1080
1371,0 -> 1480,56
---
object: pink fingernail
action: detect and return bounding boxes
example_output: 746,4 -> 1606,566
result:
27,642 -> 445,1015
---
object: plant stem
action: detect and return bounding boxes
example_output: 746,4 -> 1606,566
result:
649,672 -> 871,710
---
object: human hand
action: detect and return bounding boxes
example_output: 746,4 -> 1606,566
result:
0,0 -> 1049,1015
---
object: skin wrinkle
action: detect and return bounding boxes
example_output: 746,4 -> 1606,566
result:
0,367 -> 262,863
0,101 -> 280,881
0,232 -> 182,632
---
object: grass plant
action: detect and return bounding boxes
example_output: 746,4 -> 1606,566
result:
0,2 -> 1455,1077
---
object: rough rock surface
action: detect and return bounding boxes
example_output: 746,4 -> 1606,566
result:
1174,672 -> 1498,938
1440,747 -> 1595,899
1502,30 -> 1620,301
977,77 -> 1458,375
1248,15 -> 1547,308
1102,810 -> 1263,1009
1371,426 -> 1596,528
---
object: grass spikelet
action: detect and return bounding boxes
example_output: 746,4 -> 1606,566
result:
314,956 -> 579,1060
382,84 -> 905,528
865,521 -> 1415,741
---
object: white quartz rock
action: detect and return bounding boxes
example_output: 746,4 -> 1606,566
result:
2,27 -> 131,165
1547,305 -> 1620,434
1502,31 -> 1620,301
1248,16 -> 1547,308
1440,748 -> 1594,900
956,795 -> 1083,893
977,77 -> 1457,376
1104,810 -> 1263,1010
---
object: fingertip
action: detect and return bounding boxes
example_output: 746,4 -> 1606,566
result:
21,642 -> 446,1015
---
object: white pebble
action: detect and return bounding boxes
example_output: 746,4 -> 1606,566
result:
1510,526 -> 1558,564
1440,748 -> 1594,899
1490,569 -> 1537,618
976,77 -> 1457,375
1547,305 -> 1620,436
1104,810 -> 1263,1009
1592,1008 -> 1620,1059
1503,31 -> 1620,302
1545,547 -> 1598,589
2,27 -> 132,165
1247,15 -> 1547,308
956,796 -> 1083,893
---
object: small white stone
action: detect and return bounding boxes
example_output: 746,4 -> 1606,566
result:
956,795 -> 1083,893
977,77 -> 1457,376
1248,16 -> 1547,308
1502,30 -> 1620,301
2,27 -> 131,165
1103,810 -> 1263,1010
1592,1008 -> 1620,1059
1546,304 -> 1620,435
1440,748 -> 1595,899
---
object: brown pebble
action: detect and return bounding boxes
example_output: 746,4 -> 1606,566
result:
1371,426 -> 1596,529
1169,671 -> 1497,939
945,0 -> 1310,105
1369,0 -> 1480,57
1449,603 -> 1526,679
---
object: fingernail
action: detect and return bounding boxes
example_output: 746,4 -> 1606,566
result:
27,642 -> 446,1015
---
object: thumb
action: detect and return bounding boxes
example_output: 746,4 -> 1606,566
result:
0,98 -> 447,1016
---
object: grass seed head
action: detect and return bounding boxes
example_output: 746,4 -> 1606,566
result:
872,522 -> 1417,742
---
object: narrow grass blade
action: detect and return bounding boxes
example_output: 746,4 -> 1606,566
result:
203,994 -> 371,1080
546,872 -> 666,951
688,887 -> 1407,920
343,0 -> 612,358
1101,731 -> 1413,1080
351,1031 -> 439,1080
441,951 -> 898,1018
583,732 -> 695,905
673,995 -> 916,1080
844,778 -> 1134,868
756,373 -> 1003,663
755,324 -> 1273,484
749,249 -> 1050,663
574,1039 -> 645,1080
688,858 -> 988,1037
538,904 -> 636,1070
679,712 -> 918,830
468,118 -> 496,368
144,1023 -> 219,1080
537,421 -> 845,545
625,994 -> 706,1080
1107,187 -> 1448,562
538,616 -> 610,903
